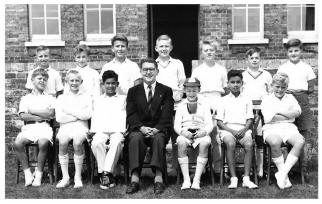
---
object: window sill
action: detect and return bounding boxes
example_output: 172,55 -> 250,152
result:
283,38 -> 318,44
25,40 -> 65,47
79,40 -> 112,46
228,38 -> 269,45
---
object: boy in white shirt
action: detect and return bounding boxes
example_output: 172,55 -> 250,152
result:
155,34 -> 186,102
100,34 -> 141,96
174,78 -> 213,190
242,47 -> 272,177
216,70 -> 258,189
14,68 -> 55,187
90,70 -> 126,190
261,72 -> 304,189
55,69 -> 92,188
64,44 -> 100,98
277,39 -> 316,175
25,46 -> 64,97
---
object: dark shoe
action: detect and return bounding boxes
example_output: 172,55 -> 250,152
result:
99,173 -> 110,190
126,182 -> 140,194
154,182 -> 165,194
108,173 -> 116,188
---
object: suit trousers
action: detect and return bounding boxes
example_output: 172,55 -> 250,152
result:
128,131 -> 169,175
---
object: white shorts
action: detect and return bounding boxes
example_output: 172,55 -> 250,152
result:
217,124 -> 252,144
17,123 -> 53,144
57,122 -> 88,141
263,123 -> 302,143
176,135 -> 211,149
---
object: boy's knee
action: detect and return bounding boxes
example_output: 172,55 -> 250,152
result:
199,141 -> 210,150
177,140 -> 188,151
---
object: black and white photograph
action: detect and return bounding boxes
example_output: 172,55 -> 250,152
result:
3,0 -> 319,199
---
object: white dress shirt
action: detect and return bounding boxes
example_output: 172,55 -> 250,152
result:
216,92 -> 253,125
90,94 -> 127,133
100,58 -> 141,95
143,82 -> 156,101
277,60 -> 316,91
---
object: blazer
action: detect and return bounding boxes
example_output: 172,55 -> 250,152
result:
126,82 -> 174,133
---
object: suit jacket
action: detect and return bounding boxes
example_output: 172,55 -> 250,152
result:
126,82 -> 174,133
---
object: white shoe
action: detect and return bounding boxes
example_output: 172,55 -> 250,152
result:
56,178 -> 70,188
74,178 -> 83,188
228,177 -> 238,189
24,171 -> 34,187
242,177 -> 258,189
284,176 -> 292,189
191,179 -> 200,190
275,172 -> 286,189
31,171 -> 43,187
181,180 -> 191,190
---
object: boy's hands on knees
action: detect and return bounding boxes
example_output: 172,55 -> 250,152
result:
181,130 -> 194,140
194,129 -> 207,139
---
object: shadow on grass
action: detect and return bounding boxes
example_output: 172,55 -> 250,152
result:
5,153 -> 318,199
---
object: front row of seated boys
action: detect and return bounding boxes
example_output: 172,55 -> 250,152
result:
14,60 -> 304,192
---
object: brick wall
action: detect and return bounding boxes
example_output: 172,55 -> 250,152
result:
5,4 -> 318,168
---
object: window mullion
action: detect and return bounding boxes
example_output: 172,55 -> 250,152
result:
246,5 -> 248,32
44,5 -> 47,35
99,5 -> 102,35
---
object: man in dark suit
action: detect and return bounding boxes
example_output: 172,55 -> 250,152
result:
126,58 -> 174,194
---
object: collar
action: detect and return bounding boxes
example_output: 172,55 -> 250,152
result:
103,93 -> 119,98
111,57 -> 128,64
143,81 -> 157,90
227,92 -> 243,98
65,89 -> 84,96
181,98 -> 201,105
246,67 -> 264,73
36,66 -> 51,72
156,57 -> 173,63
75,65 -> 90,70
246,67 -> 264,79
286,60 -> 303,67
31,89 -> 45,95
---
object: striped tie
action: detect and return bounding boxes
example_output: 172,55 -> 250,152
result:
147,85 -> 152,111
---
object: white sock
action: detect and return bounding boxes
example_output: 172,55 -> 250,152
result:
58,154 -> 70,180
281,153 -> 298,175
272,155 -> 284,171
178,157 -> 190,183
74,154 -> 84,180
194,157 -> 208,182
34,169 -> 43,179
24,168 -> 32,176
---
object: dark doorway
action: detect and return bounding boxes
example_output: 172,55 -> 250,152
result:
148,5 -> 199,77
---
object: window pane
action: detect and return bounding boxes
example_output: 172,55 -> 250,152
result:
287,6 -> 301,31
87,10 -> 100,34
248,8 -> 260,32
47,19 -> 59,34
302,5 -> 315,31
86,4 -> 99,9
46,4 -> 58,17
32,19 -> 45,34
234,4 -> 245,8
101,4 -> 113,8
248,4 -> 260,7
101,10 -> 113,34
233,8 -> 246,32
31,4 -> 44,17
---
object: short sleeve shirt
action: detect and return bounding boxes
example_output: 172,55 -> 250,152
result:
277,60 -> 316,91
215,93 -> 253,125
25,67 -> 64,96
19,92 -> 56,116
191,62 -> 227,93
242,67 -> 272,101
100,58 -> 141,95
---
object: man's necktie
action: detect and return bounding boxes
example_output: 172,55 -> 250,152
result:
147,85 -> 152,111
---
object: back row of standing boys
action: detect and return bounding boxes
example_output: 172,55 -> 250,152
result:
14,34 -> 315,193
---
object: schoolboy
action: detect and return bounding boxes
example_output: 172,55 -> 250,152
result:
100,34 -> 141,95
55,69 -> 92,188
90,70 -> 126,190
216,70 -> 258,189
25,46 -> 64,97
14,68 -> 55,187
174,78 -> 213,190
277,39 -> 316,174
64,44 -> 100,97
191,36 -> 228,174
155,34 -> 186,102
261,72 -> 304,189
242,47 -> 272,177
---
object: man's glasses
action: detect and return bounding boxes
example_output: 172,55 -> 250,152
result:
142,68 -> 156,73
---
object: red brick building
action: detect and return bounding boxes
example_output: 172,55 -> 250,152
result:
5,4 -> 318,167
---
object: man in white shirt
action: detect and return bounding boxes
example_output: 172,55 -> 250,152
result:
100,35 -> 141,95
90,70 -> 126,190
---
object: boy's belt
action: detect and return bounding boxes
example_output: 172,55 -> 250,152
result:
25,120 -> 49,125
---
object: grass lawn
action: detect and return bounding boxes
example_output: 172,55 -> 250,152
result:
5,153 -> 318,199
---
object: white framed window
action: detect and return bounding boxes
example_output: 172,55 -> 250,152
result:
284,4 -> 318,43
81,4 -> 116,46
25,4 -> 65,47
228,4 -> 268,45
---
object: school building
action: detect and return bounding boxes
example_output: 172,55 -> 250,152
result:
5,4 -> 318,168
